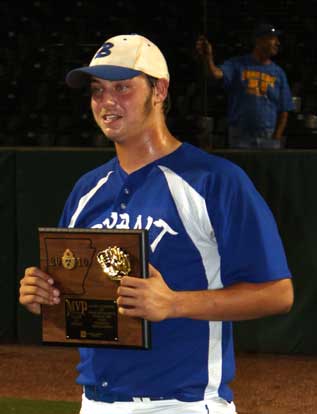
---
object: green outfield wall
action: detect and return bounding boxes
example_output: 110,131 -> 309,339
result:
1,147 -> 316,354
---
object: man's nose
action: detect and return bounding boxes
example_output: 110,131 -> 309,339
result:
100,90 -> 116,105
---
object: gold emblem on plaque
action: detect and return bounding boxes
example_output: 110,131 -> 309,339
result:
61,248 -> 76,270
97,246 -> 131,281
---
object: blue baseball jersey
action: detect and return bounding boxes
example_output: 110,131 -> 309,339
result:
59,142 -> 291,402
220,54 -> 294,134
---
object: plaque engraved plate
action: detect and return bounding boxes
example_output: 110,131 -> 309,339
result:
39,228 -> 150,349
65,298 -> 118,341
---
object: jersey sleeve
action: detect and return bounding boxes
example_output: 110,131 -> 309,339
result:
57,176 -> 86,228
219,58 -> 237,89
207,165 -> 291,286
58,193 -> 74,228
58,187 -> 75,227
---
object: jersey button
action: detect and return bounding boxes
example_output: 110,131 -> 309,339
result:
101,381 -> 108,387
124,188 -> 130,195
120,203 -> 127,209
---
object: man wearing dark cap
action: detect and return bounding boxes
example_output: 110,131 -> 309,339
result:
196,23 -> 294,148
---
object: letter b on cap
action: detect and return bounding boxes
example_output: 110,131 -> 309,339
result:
95,42 -> 114,59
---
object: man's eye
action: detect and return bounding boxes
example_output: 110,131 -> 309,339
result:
115,84 -> 128,92
90,87 -> 104,97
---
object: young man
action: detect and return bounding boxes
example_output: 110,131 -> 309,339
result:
196,23 -> 294,148
19,34 -> 294,414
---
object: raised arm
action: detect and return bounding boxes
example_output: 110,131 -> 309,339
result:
195,35 -> 224,80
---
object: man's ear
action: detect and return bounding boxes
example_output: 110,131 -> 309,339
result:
153,78 -> 169,104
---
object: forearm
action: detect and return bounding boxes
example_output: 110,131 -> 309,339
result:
273,112 -> 288,139
118,268 -> 293,322
206,56 -> 224,80
171,279 -> 293,321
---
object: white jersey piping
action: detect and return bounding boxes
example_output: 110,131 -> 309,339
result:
158,165 -> 223,399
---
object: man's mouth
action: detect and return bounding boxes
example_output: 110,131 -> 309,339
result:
102,114 -> 122,124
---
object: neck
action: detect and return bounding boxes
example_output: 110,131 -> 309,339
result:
252,49 -> 271,65
114,123 -> 181,174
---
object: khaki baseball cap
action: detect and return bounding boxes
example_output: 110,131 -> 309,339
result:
66,34 -> 170,88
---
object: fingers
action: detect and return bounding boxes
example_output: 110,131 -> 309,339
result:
195,36 -> 212,56
119,275 -> 144,288
24,266 -> 54,283
116,286 -> 144,318
20,281 -> 60,305
19,267 -> 60,314
118,265 -> 160,286
117,265 -> 163,296
117,296 -> 138,311
117,277 -> 143,302
196,35 -> 208,45
116,276 -> 143,316
118,305 -> 141,318
116,267 -> 168,320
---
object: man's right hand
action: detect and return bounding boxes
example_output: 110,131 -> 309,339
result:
19,267 -> 60,315
195,35 -> 213,59
195,35 -> 223,80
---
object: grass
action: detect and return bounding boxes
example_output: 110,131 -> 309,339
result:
0,398 -> 80,414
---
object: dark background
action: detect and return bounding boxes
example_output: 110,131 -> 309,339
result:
1,1 -> 317,354
1,0 -> 317,147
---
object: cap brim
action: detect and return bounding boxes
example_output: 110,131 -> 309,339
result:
66,65 -> 142,88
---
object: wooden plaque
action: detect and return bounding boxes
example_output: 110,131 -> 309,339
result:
38,227 -> 150,349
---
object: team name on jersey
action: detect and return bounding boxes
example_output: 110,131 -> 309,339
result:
91,212 -> 178,252
242,70 -> 277,96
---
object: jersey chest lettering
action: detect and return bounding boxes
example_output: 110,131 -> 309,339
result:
91,212 -> 178,252
242,70 -> 277,96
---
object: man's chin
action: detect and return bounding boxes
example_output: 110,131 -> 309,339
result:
101,128 -> 120,142
104,133 -> 126,144
104,133 -> 115,142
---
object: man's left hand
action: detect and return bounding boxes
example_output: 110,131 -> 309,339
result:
116,264 -> 175,321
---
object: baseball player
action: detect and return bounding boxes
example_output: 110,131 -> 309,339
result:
19,34 -> 294,414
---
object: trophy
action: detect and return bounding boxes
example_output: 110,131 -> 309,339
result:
38,227 -> 150,349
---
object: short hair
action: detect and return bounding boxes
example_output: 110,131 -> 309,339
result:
145,75 -> 171,115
